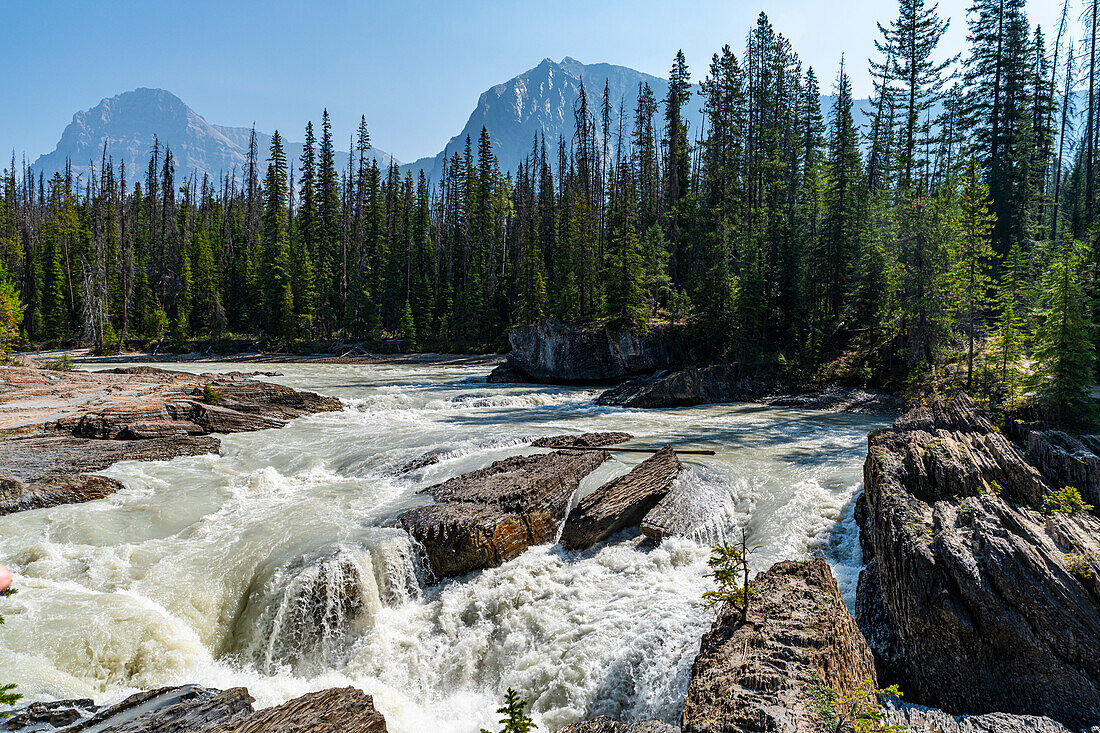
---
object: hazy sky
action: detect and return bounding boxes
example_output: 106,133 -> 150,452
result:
0,0 -> 1071,164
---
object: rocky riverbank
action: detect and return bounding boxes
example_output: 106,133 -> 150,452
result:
0,365 -> 341,515
856,393 -> 1100,728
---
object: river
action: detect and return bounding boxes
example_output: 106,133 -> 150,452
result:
0,361 -> 888,732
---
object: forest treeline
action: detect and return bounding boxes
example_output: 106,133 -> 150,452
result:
0,0 -> 1097,416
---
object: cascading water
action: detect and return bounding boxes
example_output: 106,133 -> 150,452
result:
0,361 -> 889,732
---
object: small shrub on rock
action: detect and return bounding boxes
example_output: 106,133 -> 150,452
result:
703,529 -> 756,623
1066,552 -> 1095,581
202,384 -> 222,405
1042,486 -> 1093,516
807,675 -> 905,733
40,352 -> 74,371
1,585 -> 21,717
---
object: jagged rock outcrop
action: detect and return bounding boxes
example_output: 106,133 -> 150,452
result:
489,319 -> 686,384
530,432 -> 633,448
0,366 -> 340,515
681,559 -> 876,733
1027,430 -> 1100,512
398,450 -> 610,577
879,701 -> 1096,733
0,685 -> 387,733
560,446 -> 681,550
857,393 -> 1100,728
560,719 -> 676,733
597,365 -> 895,412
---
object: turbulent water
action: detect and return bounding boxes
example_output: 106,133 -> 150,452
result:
0,361 -> 888,732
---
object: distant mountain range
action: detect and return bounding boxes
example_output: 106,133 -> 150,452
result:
399,57 -> 673,180
32,88 -> 397,187
33,60 -> 886,190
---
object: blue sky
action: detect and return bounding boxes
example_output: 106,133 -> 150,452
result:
0,0 -> 1069,164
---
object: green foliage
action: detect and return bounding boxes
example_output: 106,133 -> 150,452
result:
1030,237 -> 1096,422
1042,486 -> 1093,516
40,352 -> 74,371
202,384 -> 222,405
808,676 -> 905,733
702,529 -> 756,623
1,586 -> 20,717
0,262 -> 26,356
480,688 -> 536,733
1065,552 -> 1095,581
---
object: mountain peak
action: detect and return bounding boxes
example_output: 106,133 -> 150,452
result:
34,89 -> 396,185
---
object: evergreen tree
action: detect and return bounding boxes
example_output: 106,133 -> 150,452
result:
950,157 -> 996,387
1031,236 -> 1096,420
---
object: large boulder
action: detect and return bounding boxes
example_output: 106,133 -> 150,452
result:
491,319 -> 687,384
398,450 -> 610,578
560,446 -> 681,550
857,393 -> 1100,728
681,559 -> 876,733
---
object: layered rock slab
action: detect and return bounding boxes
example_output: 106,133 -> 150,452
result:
560,446 -> 681,550
0,685 -> 387,732
681,559 -> 876,733
398,450 -> 610,578
857,393 -> 1100,728
0,366 -> 340,515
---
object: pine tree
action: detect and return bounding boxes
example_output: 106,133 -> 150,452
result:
1031,236 -> 1096,420
260,130 -> 294,339
950,157 -> 996,387
987,241 -> 1028,396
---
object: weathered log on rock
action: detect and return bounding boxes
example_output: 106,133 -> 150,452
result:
0,366 -> 340,514
398,450 -> 610,577
220,687 -> 387,733
560,446 -> 681,550
499,318 -> 687,384
681,559 -> 876,733
1027,430 -> 1100,512
560,718 -> 676,733
857,393 -> 1100,728
530,432 -> 633,448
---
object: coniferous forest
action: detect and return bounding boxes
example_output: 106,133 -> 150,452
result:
0,0 -> 1097,418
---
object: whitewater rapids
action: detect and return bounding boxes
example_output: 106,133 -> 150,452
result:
0,361 -> 887,731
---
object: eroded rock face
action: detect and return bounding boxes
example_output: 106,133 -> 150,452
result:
880,701 -> 1089,733
0,366 -> 340,515
499,319 -> 686,384
0,685 -> 387,733
530,432 -> 633,449
560,446 -> 681,550
597,365 -> 896,412
398,450 -> 610,578
681,559 -> 876,733
1027,430 -> 1100,512
857,394 -> 1100,728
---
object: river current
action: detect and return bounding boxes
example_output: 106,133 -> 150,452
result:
0,361 -> 888,732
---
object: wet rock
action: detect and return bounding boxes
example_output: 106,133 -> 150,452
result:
0,698 -> 97,731
486,362 -> 529,384
1026,430 -> 1100,512
398,450 -> 610,577
60,685 -> 253,732
857,393 -> 1100,728
681,559 -> 876,733
0,366 -> 340,515
597,364 -> 896,412
560,719 -> 676,733
220,686 -> 387,733
530,432 -> 633,448
500,318 -> 686,384
560,446 -> 681,550
1,685 -> 388,733
879,700 -> 1089,733
397,447 -> 453,474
